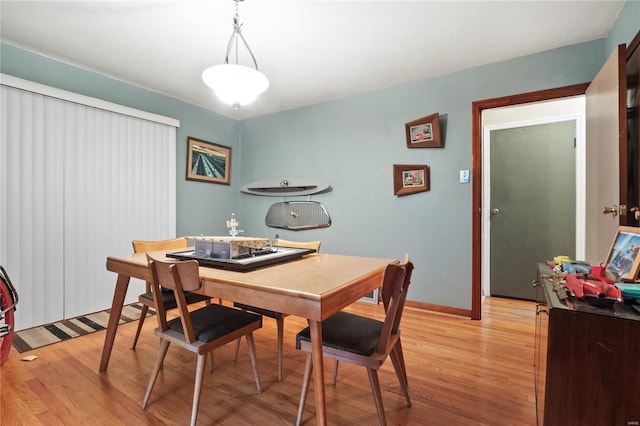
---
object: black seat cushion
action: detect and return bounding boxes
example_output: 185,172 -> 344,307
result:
296,311 -> 383,356
167,304 -> 262,343
234,302 -> 284,320
140,291 -> 210,310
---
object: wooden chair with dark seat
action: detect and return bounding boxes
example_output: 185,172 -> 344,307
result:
233,239 -> 321,381
295,257 -> 414,426
142,254 -> 262,426
130,237 -> 212,349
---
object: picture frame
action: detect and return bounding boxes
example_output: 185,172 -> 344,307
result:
405,112 -> 442,148
393,164 -> 429,196
360,288 -> 380,304
603,226 -> 640,281
186,137 -> 231,185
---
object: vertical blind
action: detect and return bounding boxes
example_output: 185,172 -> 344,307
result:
1,83 -> 177,330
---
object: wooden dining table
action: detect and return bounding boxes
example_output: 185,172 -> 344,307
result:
101,249 -> 395,425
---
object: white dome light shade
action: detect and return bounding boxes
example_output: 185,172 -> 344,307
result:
202,64 -> 269,108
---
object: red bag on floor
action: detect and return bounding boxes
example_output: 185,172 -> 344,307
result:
0,266 -> 19,366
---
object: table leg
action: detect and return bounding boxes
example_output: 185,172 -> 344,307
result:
99,273 -> 130,372
308,319 -> 327,426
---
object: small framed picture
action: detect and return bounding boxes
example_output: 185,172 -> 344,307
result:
393,164 -> 430,196
186,137 -> 231,185
604,226 -> 640,281
405,113 -> 442,148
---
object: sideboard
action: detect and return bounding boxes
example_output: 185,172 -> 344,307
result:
534,264 -> 640,425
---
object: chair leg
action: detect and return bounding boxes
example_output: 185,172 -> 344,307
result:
233,337 -> 241,361
206,351 -> 214,373
331,360 -> 339,385
276,317 -> 284,381
142,339 -> 171,409
190,353 -> 208,426
296,353 -> 313,426
366,368 -> 387,426
393,338 -> 408,386
245,333 -> 262,394
130,304 -> 149,350
390,343 -> 411,407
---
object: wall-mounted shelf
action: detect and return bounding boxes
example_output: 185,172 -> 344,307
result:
240,178 -> 330,197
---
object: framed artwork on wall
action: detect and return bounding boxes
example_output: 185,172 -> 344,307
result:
393,164 -> 430,196
186,136 -> 231,185
405,113 -> 442,148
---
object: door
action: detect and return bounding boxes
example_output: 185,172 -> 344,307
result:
490,121 -> 576,300
584,45 -> 627,264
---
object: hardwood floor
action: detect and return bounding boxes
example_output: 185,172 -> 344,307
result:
1,297 -> 536,425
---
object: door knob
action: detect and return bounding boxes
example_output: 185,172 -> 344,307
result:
492,208 -> 500,214
631,207 -> 640,220
602,205 -> 618,216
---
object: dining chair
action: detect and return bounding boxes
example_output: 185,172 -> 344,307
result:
130,237 -> 212,349
233,239 -> 321,381
331,253 -> 412,385
142,254 -> 263,426
295,257 -> 414,426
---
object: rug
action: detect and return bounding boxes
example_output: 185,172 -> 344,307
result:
11,303 -> 154,353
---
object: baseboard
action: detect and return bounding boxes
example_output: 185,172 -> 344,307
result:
405,300 -> 472,318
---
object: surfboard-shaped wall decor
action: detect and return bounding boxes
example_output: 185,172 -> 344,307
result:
240,178 -> 330,196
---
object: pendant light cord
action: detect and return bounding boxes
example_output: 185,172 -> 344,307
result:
223,1 -> 260,71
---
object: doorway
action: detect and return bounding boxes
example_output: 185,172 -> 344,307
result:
471,84 -> 590,319
486,120 -> 577,300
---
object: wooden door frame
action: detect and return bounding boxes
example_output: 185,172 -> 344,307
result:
471,83 -> 589,319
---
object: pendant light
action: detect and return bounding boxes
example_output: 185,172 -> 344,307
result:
202,0 -> 269,109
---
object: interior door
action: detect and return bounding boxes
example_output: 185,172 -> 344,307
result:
490,121 -> 576,300
584,45 -> 627,264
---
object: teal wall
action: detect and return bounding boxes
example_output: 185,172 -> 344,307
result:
1,3 -> 637,310
238,40 -> 604,309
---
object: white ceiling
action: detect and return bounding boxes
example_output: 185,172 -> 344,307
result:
0,0 -> 625,120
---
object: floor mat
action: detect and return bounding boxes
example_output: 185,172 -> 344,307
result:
11,303 -> 154,352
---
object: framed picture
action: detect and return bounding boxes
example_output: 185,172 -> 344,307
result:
405,113 -> 442,148
393,164 -> 429,196
604,226 -> 640,281
186,137 -> 231,185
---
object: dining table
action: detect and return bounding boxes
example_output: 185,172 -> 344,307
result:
101,248 -> 395,425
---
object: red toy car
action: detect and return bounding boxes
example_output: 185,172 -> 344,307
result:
564,273 -> 622,308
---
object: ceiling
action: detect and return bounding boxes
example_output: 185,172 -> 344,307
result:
0,1 -> 625,120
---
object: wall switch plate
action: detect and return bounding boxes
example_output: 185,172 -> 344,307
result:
459,169 -> 470,183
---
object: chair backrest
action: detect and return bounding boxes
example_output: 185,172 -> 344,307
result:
276,239 -> 321,253
146,253 -> 202,343
132,237 -> 187,253
376,258 -> 414,354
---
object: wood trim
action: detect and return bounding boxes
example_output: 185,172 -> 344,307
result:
404,300 -> 471,317
618,44 -> 628,225
627,30 -> 640,61
471,83 -> 590,320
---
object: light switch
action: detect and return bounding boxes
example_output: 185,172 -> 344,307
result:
459,170 -> 470,183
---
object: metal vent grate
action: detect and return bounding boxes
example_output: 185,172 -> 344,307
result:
265,201 -> 331,231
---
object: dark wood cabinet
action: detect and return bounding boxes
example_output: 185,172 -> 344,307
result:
534,264 -> 640,426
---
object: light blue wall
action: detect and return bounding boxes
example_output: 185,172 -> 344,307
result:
0,42 -> 241,237
607,0 -> 640,57
238,40 -> 604,309
1,3 -> 637,309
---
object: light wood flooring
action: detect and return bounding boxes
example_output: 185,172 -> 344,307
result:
1,297 -> 537,425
